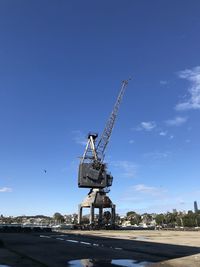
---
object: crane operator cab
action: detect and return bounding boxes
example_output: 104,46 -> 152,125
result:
78,162 -> 113,188
78,132 -> 113,188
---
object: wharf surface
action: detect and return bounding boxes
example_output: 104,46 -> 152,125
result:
0,230 -> 200,266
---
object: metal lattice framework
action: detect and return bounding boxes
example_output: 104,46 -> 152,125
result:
96,80 -> 129,161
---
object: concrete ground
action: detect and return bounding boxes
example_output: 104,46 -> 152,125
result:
0,230 -> 200,266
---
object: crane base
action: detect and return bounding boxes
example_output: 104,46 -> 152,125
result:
78,189 -> 116,227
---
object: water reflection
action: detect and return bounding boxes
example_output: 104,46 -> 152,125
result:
68,259 -> 150,267
135,236 -> 149,241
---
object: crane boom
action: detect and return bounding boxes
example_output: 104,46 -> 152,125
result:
96,80 -> 129,161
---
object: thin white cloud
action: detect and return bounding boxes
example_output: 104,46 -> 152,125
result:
129,139 -> 134,144
72,130 -> 87,146
136,121 -> 156,131
119,186 -> 199,214
111,160 -> 137,178
133,184 -> 166,196
159,131 -> 167,136
176,66 -> 200,110
165,116 -> 188,126
143,151 -> 170,160
0,187 -> 12,193
120,184 -> 168,203
160,80 -> 168,85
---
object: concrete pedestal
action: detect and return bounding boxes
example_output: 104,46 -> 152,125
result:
78,189 -> 116,227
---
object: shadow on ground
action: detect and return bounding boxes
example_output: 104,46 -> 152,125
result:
0,232 -> 200,266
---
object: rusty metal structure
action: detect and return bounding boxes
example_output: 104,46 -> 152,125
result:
78,80 -> 129,227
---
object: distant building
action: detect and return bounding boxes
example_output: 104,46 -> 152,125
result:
194,201 -> 198,213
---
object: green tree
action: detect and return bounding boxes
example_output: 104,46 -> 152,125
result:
165,212 -> 177,227
182,212 -> 196,227
155,214 -> 165,226
126,211 -> 136,217
176,216 -> 183,227
82,216 -> 89,224
53,212 -> 65,224
196,214 -> 200,226
126,211 -> 141,225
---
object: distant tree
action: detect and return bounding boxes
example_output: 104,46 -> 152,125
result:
53,212 -> 65,224
155,214 -> 165,226
130,215 -> 141,225
126,211 -> 141,225
182,212 -> 196,227
176,216 -> 183,227
126,211 -> 136,217
65,215 -> 72,224
16,217 -> 23,224
196,214 -> 200,226
5,217 -> 12,224
141,213 -> 153,225
82,216 -> 89,224
165,212 -> 177,227
71,213 -> 78,224
29,218 -> 34,224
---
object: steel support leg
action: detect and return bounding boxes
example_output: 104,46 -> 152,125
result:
78,204 -> 82,224
90,204 -> 94,224
99,207 -> 103,225
111,204 -> 116,225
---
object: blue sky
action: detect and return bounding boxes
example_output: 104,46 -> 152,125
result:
0,0 -> 200,216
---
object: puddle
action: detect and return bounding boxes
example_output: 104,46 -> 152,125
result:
112,260 -> 149,266
135,236 -> 149,241
68,259 -> 150,267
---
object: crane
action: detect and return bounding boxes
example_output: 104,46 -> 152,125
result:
78,79 -> 129,189
97,79 -> 128,161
